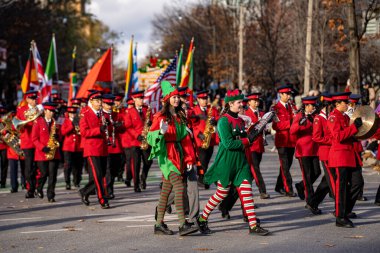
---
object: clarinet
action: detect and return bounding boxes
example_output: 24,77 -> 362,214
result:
109,112 -> 116,147
100,108 -> 112,146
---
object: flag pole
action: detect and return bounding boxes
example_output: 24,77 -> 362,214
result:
111,44 -> 114,94
52,33 -> 59,89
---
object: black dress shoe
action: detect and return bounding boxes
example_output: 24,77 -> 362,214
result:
36,191 -> 44,199
218,206 -> 230,219
48,198 -> 55,203
154,223 -> 174,235
107,194 -> 115,200
375,201 -> 380,206
25,192 -> 35,198
134,187 -> 142,193
195,217 -> 212,234
285,191 -> 297,197
141,181 -> 147,190
347,212 -> 357,219
10,189 -> 18,193
66,184 -> 71,190
249,225 -> 270,236
295,183 -> 305,200
275,188 -> 286,195
243,216 -> 249,222
125,180 -> 131,187
336,217 -> 354,228
117,177 -> 124,182
260,193 -> 270,199
100,203 -> 110,209
305,204 -> 322,215
204,184 -> 210,190
179,221 -> 199,236
357,196 -> 368,201
79,191 -> 90,206
0,184 -> 5,188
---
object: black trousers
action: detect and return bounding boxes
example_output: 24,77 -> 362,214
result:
250,152 -> 267,194
36,160 -> 59,200
124,148 -> 133,183
63,151 -> 83,187
275,147 -> 295,193
335,166 -> 364,218
130,146 -> 152,189
9,159 -> 25,191
309,160 -> 336,208
81,156 -> 108,205
106,153 -> 122,195
118,152 -> 126,179
23,148 -> 36,193
297,156 -> 321,203
0,149 -> 8,186
376,184 -> 380,203
198,146 -> 214,174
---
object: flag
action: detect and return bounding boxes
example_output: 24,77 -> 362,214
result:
68,46 -> 78,105
179,38 -> 194,87
132,43 -> 139,92
144,55 -> 177,113
188,47 -> 195,90
176,45 -> 183,87
20,48 -> 39,93
31,41 -> 49,103
125,36 -> 134,97
45,34 -> 58,100
75,48 -> 112,99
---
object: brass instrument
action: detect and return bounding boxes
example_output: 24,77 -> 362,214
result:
112,104 -> 122,113
140,107 -> 151,150
109,111 -> 116,147
73,113 -> 81,135
12,106 -> 42,130
350,105 -> 379,140
46,121 -> 60,160
0,113 -> 24,156
100,108 -> 112,146
201,106 -> 216,149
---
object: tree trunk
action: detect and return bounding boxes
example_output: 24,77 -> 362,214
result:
347,0 -> 361,94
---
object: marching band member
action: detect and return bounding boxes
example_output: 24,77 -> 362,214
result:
17,90 -> 40,198
121,97 -> 135,187
290,96 -> 321,207
196,89 -> 269,236
191,90 -> 219,189
32,102 -> 60,202
123,90 -> 153,192
61,106 -> 83,190
0,106 -> 9,188
113,93 -> 126,182
148,81 -> 198,236
327,92 -> 364,228
272,85 -> 297,197
79,91 -> 110,209
245,92 -> 269,199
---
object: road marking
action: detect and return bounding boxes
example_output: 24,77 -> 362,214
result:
126,224 -> 180,228
0,217 -> 42,222
21,228 -> 83,234
99,214 -> 178,222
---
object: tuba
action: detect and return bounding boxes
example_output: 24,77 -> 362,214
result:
0,113 -> 24,156
201,106 -> 216,149
12,106 -> 42,130
140,107 -> 151,150
45,121 -> 60,160
350,105 -> 379,140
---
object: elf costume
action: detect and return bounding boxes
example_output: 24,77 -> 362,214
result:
196,89 -> 270,236
147,81 -> 198,236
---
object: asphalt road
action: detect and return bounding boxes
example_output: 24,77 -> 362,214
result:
1,140 -> 380,253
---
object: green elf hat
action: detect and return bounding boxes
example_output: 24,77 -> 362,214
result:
224,89 -> 244,103
161,81 -> 179,102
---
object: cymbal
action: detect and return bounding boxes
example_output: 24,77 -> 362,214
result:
350,105 -> 379,140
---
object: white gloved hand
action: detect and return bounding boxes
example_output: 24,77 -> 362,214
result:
159,119 -> 168,135
186,164 -> 193,172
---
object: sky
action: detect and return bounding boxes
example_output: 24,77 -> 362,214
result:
87,0 -> 197,66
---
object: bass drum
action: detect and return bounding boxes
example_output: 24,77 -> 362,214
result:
350,105 -> 379,140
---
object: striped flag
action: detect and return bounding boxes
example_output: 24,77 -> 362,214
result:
132,43 -> 139,92
179,38 -> 194,88
45,34 -> 58,100
144,55 -> 177,113
68,46 -> 78,105
31,41 -> 50,103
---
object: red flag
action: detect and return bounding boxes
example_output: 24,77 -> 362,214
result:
76,48 -> 112,99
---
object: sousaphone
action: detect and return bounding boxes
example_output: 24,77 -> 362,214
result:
350,105 -> 379,140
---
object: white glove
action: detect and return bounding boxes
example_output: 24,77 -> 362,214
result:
159,119 -> 168,135
186,164 -> 193,172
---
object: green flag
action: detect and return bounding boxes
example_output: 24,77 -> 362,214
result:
176,45 -> 183,87
45,34 -> 58,85
188,48 -> 194,90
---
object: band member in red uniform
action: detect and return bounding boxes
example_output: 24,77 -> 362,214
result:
121,97 -> 135,187
61,106 -> 83,190
123,90 -> 153,192
101,94 -> 123,198
191,90 -> 219,189
113,93 -> 126,182
245,92 -> 269,199
327,92 -> 364,228
79,91 -> 110,209
306,93 -> 336,214
17,90 -> 41,198
272,85 -> 297,197
290,96 -> 321,207
32,102 -> 60,202
0,106 -> 9,188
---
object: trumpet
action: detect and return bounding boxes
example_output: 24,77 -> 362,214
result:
99,107 -> 112,146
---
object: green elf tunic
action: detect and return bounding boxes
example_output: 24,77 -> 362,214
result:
147,112 -> 195,179
204,111 -> 252,188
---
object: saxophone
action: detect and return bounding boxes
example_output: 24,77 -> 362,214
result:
201,106 -> 216,149
46,121 -> 60,160
140,107 -> 151,150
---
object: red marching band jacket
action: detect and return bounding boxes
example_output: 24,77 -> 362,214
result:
272,101 -> 296,148
327,108 -> 360,168
122,107 -> 152,148
290,112 -> 318,158
191,105 -> 220,148
0,117 -> 7,150
32,117 -> 61,161
79,107 -> 108,157
312,111 -> 332,161
103,110 -> 123,154
245,107 -> 265,153
16,105 -> 35,149
60,117 -> 82,152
